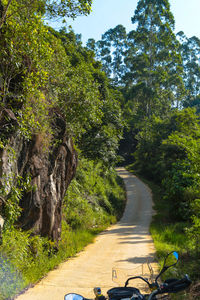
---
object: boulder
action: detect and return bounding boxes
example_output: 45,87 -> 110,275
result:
0,108 -> 78,241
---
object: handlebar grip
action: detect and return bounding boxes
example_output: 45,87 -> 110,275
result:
161,275 -> 191,293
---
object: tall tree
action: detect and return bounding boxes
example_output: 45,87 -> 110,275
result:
124,0 -> 184,120
100,25 -> 127,84
87,25 -> 127,84
177,32 -> 200,112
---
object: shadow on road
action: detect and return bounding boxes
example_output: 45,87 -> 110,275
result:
116,254 -> 155,264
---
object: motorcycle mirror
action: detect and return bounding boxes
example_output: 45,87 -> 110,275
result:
64,293 -> 84,300
155,251 -> 179,283
164,251 -> 179,268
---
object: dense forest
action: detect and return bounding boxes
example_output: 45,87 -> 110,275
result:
90,0 -> 200,298
0,0 -> 200,299
0,0 -> 125,298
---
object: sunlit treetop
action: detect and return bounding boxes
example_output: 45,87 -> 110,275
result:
0,0 -> 93,29
46,0 -> 93,19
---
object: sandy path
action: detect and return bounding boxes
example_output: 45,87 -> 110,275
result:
16,168 -> 155,300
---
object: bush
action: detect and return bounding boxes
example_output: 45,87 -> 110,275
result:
64,157 -> 126,230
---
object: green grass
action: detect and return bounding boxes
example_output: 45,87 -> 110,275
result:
0,222 -> 115,300
0,161 -> 126,300
126,164 -> 200,299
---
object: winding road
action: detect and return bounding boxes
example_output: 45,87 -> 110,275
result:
16,168 -> 155,300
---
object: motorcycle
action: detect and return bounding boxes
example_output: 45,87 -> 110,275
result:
64,251 -> 191,300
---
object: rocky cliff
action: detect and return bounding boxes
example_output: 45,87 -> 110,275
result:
0,108 -> 78,241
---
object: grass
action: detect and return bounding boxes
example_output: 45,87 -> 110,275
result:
0,222 -> 115,300
0,161 -> 126,300
126,164 -> 200,299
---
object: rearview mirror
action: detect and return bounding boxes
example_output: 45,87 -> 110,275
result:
155,251 -> 179,283
64,293 -> 84,300
164,251 -> 179,268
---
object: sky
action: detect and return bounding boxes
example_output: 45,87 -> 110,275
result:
51,0 -> 200,45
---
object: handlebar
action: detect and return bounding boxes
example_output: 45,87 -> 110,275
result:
148,275 -> 191,300
125,276 -> 150,288
161,275 -> 191,293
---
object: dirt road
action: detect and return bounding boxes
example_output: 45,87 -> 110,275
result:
16,168 -> 155,300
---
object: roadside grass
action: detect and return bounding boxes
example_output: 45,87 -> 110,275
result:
0,161 -> 126,300
126,164 -> 200,299
0,225 -> 110,300
23,224 -> 109,284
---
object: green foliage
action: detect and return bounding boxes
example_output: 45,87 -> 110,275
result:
151,222 -> 188,258
0,254 -> 24,300
0,1 -> 125,299
129,107 -> 200,297
64,157 -> 126,230
130,174 -> 197,299
0,0 -> 92,30
186,199 -> 200,255
127,0 -> 184,119
134,108 -> 200,221
177,32 -> 200,112
94,25 -> 127,84
0,158 -> 33,227
0,226 -> 59,298
0,1 -> 55,143
95,0 -> 184,123
45,0 -> 92,19
46,27 -> 123,162
77,87 -> 124,165
0,160 -> 125,299
0,0 -> 123,155
0,0 -> 124,231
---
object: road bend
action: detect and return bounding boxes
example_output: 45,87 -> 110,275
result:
16,167 -> 155,300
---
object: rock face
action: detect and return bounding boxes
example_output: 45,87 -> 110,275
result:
0,108 -> 78,241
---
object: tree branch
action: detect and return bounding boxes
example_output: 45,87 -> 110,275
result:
0,0 -> 12,29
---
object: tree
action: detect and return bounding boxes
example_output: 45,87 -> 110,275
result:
77,82 -> 124,165
46,27 -> 124,165
0,0 -> 53,113
134,107 -> 200,221
45,0 -> 92,19
0,0 -> 54,142
124,0 -> 184,120
100,25 -> 127,84
177,32 -> 200,112
95,39 -> 112,77
0,0 -> 92,29
86,25 -> 127,84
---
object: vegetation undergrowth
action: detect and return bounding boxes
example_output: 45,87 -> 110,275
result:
126,164 -> 200,300
0,158 -> 126,300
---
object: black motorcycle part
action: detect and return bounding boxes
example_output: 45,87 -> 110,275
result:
161,275 -> 191,293
107,287 -> 144,300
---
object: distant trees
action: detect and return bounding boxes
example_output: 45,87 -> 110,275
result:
177,32 -> 200,111
125,0 -> 184,119
92,0 -> 184,117
88,0 -> 200,164
134,107 -> 200,222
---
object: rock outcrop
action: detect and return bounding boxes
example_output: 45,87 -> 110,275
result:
0,108 -> 78,241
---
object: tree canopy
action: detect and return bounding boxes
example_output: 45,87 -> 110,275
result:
0,0 -> 123,166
